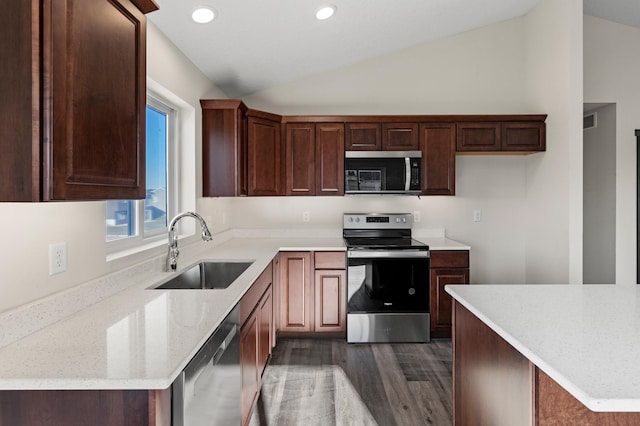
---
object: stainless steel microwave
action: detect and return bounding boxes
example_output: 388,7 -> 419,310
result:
345,151 -> 422,195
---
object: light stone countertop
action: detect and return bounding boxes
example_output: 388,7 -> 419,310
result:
0,234 -> 467,391
446,284 -> 640,412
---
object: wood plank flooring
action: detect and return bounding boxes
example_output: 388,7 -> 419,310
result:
249,339 -> 452,426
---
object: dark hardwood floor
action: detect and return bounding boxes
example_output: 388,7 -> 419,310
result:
250,338 -> 452,426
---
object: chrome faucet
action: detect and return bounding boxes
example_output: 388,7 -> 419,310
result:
166,212 -> 213,272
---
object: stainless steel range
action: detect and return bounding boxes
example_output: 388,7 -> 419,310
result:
343,213 -> 430,343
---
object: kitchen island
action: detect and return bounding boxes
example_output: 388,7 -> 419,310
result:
446,284 -> 640,426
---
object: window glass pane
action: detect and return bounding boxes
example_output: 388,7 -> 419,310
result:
144,105 -> 168,234
106,200 -> 135,241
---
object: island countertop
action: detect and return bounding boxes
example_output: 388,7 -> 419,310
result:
446,284 -> 640,412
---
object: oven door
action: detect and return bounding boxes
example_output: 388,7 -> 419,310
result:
347,250 -> 430,313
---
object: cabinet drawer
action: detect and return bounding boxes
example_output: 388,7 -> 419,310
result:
314,251 -> 346,269
430,250 -> 469,268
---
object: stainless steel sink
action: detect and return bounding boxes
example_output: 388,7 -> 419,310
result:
151,261 -> 254,290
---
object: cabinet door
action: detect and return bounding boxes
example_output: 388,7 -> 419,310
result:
258,286 -> 273,375
248,116 -> 282,196
279,252 -> 313,332
0,0 -> 39,201
201,100 -> 248,197
45,0 -> 147,200
241,312 -> 259,426
285,123 -> 315,195
420,123 -> 456,195
315,123 -> 344,195
431,268 -> 469,338
382,123 -> 419,150
456,122 -> 501,152
314,269 -> 346,333
502,122 -> 545,152
345,123 -> 381,150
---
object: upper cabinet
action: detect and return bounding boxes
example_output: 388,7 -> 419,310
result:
421,123 -> 456,196
285,121 -> 344,196
247,110 -> 283,196
200,102 -> 547,198
201,99 -> 248,197
345,123 -> 381,150
382,123 -> 419,150
1,0 -> 157,201
346,122 -> 419,151
456,117 -> 546,153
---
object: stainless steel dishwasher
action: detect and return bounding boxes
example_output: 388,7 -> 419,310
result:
172,304 -> 240,425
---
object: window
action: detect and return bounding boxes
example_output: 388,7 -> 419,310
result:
106,94 -> 177,250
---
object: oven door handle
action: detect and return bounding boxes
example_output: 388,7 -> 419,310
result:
348,250 -> 430,259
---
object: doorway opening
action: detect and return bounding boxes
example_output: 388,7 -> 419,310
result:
583,103 -> 616,284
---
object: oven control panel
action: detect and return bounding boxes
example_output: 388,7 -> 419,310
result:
343,213 -> 413,229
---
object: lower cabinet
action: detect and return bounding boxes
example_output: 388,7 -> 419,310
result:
278,251 -> 346,335
240,263 -> 274,426
430,250 -> 470,339
0,389 -> 171,426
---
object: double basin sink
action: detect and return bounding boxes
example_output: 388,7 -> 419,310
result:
151,261 -> 254,290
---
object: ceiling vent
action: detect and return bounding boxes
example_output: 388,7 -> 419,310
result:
583,112 -> 597,130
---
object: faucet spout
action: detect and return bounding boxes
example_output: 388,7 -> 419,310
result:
166,212 -> 213,272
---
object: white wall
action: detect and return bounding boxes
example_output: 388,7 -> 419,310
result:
583,103 -> 616,283
0,22 -> 225,314
522,0 -> 583,284
234,3 -> 583,285
584,15 -> 640,285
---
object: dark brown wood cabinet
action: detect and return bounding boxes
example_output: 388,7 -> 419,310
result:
1,0 -> 156,201
240,311 -> 259,426
315,123 -> 345,195
430,250 -> 469,339
0,389 -> 171,426
285,123 -> 315,195
382,123 -> 419,150
284,122 -> 344,196
346,123 -> 381,150
201,100 -> 248,196
313,252 -> 346,333
240,263 -> 274,426
501,121 -> 546,151
278,251 -> 346,335
278,251 -> 314,333
248,111 -> 283,196
420,123 -> 456,195
457,118 -> 546,153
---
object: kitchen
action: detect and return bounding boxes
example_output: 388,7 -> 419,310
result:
0,0 -> 639,425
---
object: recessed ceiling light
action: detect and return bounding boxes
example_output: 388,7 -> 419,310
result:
192,7 -> 215,24
315,5 -> 336,20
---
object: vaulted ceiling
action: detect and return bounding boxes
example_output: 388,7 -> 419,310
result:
148,0 -> 639,98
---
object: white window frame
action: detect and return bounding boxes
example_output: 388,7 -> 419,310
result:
106,91 -> 179,254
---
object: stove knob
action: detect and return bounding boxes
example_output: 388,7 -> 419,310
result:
348,217 -> 353,223
395,218 -> 400,223
355,217 -> 360,223
402,217 -> 406,223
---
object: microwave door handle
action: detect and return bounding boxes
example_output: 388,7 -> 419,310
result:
405,157 -> 410,191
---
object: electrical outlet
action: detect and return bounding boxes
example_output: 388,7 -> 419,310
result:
302,211 -> 311,222
473,210 -> 482,222
49,242 -> 67,275
413,211 -> 421,222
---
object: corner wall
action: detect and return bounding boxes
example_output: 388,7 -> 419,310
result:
522,0 -> 583,284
